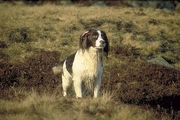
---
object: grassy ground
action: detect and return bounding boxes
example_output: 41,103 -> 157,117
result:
0,2 -> 180,120
0,90 -> 166,120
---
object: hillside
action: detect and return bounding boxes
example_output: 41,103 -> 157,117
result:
0,2 -> 180,120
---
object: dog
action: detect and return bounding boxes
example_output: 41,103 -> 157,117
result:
52,29 -> 109,98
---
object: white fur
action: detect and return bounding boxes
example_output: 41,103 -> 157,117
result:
53,30 -> 108,98
62,47 -> 103,98
96,30 -> 105,48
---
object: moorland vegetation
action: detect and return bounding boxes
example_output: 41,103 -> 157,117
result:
0,2 -> 180,120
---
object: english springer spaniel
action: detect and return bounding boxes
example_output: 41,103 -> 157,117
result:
52,29 -> 109,98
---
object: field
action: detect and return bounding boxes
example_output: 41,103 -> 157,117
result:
0,2 -> 180,120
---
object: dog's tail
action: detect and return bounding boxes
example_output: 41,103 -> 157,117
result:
52,61 -> 64,75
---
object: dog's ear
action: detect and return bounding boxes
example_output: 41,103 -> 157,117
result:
79,30 -> 90,50
101,30 -> 109,57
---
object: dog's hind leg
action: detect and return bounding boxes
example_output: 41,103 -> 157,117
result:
62,75 -> 71,97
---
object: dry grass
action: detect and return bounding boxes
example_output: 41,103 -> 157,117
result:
0,2 -> 179,65
0,2 -> 180,120
0,90 -> 169,120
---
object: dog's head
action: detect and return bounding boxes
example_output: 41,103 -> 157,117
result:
79,29 -> 109,56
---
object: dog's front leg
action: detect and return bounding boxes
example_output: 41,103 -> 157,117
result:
73,79 -> 83,98
94,77 -> 102,98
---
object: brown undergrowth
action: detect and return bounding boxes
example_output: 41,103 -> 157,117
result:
0,2 -> 180,120
1,47 -> 180,119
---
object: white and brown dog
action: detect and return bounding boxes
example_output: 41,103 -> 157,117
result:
52,29 -> 109,98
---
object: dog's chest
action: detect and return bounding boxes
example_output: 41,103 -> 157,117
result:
72,51 -> 103,79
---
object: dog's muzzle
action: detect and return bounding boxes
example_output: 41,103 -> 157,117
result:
96,40 -> 106,49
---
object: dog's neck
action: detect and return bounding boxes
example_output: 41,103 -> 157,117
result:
75,47 -> 103,80
80,47 -> 103,60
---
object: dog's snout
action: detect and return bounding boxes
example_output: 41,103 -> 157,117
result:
100,40 -> 105,44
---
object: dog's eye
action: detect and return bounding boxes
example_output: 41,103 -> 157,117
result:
93,35 -> 98,39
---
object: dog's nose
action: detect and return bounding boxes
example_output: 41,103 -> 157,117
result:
100,40 -> 105,44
